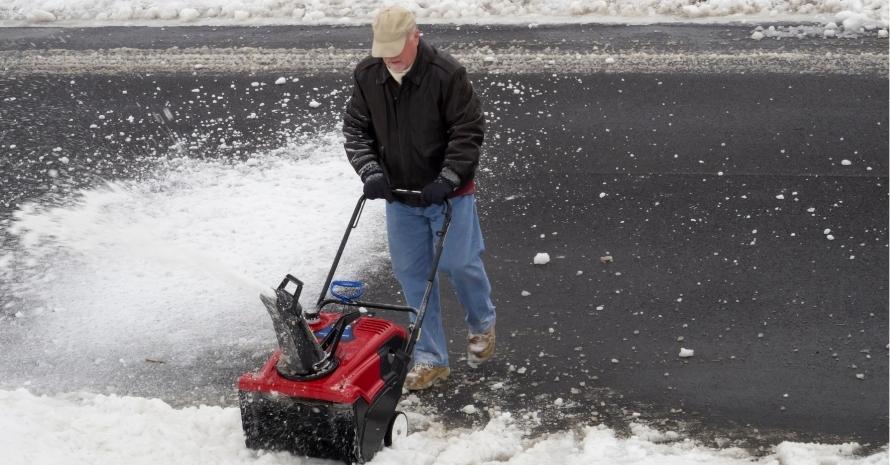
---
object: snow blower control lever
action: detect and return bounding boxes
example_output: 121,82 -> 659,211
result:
314,189 -> 452,355
239,191 -> 452,463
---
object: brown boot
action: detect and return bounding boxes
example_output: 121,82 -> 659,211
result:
467,326 -> 495,367
404,363 -> 450,391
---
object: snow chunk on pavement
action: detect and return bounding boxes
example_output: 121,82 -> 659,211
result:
179,8 -> 200,21
274,77 -> 287,85
26,10 -> 56,22
308,100 -> 321,108
841,159 -> 852,166
462,404 -> 478,414
521,290 -> 531,297
679,348 -> 695,358
533,252 -> 550,265
774,441 -> 871,465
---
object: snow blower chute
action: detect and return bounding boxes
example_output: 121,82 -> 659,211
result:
238,191 -> 451,463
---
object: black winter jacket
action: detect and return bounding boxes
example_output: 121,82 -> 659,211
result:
343,39 -> 484,194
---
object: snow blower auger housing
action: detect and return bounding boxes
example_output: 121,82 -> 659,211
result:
238,192 -> 451,463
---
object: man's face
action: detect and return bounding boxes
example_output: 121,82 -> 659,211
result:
383,29 -> 420,72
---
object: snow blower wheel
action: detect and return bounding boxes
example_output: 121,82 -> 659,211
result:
385,411 -> 408,447
238,191 -> 451,464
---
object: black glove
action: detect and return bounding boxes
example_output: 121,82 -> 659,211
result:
421,177 -> 455,205
363,173 -> 394,202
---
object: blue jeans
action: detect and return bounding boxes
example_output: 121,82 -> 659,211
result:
386,194 -> 496,367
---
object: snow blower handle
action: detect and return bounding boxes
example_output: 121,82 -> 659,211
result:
315,190 -> 449,311
391,188 -> 422,197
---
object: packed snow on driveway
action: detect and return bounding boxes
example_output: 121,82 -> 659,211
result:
2,388 -> 887,465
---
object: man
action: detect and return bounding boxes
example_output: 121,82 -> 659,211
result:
343,6 -> 496,391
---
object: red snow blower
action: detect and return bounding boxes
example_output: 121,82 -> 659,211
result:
237,191 -> 451,463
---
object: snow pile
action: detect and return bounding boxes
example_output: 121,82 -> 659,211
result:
750,23 -> 887,39
1,388 -> 886,465
0,0 -> 887,28
0,388 -> 292,465
0,130 -> 385,364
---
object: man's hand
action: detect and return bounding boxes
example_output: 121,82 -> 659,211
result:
363,173 -> 394,202
421,178 -> 455,205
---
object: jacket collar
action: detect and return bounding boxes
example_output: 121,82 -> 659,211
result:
375,38 -> 431,86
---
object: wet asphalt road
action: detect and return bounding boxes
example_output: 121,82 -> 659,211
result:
0,24 -> 887,449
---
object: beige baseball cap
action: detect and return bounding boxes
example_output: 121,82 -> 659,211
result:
371,6 -> 416,58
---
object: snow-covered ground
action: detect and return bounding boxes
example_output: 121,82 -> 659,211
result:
1,2 -> 887,461
2,388 -> 886,465
0,0 -> 887,30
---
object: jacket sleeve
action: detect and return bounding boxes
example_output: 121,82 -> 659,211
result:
440,67 -> 484,187
343,74 -> 383,182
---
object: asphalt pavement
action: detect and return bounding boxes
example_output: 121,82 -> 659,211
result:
0,24 -> 886,450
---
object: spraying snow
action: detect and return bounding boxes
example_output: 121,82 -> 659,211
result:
0,130 -> 385,392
